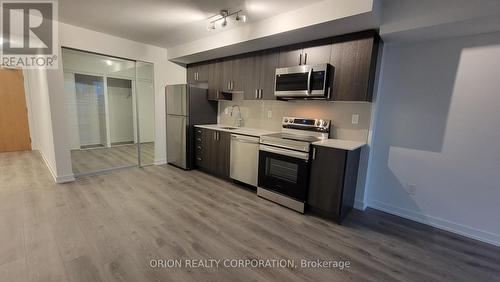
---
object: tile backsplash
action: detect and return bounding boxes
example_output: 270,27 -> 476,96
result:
218,93 -> 372,142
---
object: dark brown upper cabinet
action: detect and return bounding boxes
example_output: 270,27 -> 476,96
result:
278,40 -> 332,67
242,54 -> 260,100
259,50 -> 279,100
329,31 -> 380,102
207,60 -> 232,101
187,30 -> 380,102
243,49 -> 279,100
277,45 -> 303,67
187,65 -> 197,84
187,63 -> 208,84
221,56 -> 245,92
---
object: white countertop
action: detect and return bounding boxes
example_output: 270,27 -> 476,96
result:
194,124 -> 277,137
195,124 -> 365,150
312,139 -> 366,151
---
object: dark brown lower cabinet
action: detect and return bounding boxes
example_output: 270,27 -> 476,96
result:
194,128 -> 210,171
195,128 -> 230,179
307,145 -> 361,224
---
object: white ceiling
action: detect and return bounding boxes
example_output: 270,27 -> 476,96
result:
59,0 -> 322,48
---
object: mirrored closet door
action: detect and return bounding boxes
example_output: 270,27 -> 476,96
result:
62,48 -> 155,175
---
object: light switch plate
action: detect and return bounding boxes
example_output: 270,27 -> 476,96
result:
351,114 -> 359,125
224,107 -> 229,115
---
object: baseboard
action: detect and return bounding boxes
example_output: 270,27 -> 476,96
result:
38,151 -> 75,184
154,158 -> 167,165
368,199 -> 500,247
55,174 -> 76,183
354,199 -> 367,211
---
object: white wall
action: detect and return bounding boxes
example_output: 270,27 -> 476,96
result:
24,68 -> 58,179
367,31 -> 500,246
43,22 -> 185,180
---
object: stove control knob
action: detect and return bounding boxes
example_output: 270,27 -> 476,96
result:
316,120 -> 321,126
284,119 -> 289,123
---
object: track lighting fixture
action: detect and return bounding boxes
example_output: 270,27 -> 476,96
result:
207,9 -> 247,30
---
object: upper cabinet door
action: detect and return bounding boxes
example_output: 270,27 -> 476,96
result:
187,65 -> 197,84
329,32 -> 379,102
302,43 -> 332,66
278,45 -> 303,67
207,60 -> 222,100
221,59 -> 233,92
197,63 -> 209,82
231,56 -> 244,92
242,55 -> 260,100
259,50 -> 279,100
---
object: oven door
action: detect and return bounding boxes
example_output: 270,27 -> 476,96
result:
274,64 -> 331,99
258,145 -> 310,201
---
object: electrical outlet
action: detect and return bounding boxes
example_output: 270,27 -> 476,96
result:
351,114 -> 359,125
407,183 -> 417,196
267,110 -> 272,119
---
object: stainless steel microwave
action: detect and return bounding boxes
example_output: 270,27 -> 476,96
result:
274,63 -> 333,99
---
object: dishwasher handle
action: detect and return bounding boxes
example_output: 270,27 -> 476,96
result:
231,134 -> 260,144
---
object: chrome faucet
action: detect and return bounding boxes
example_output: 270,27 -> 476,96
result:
230,105 -> 243,127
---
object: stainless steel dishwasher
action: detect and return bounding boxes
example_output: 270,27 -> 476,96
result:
230,134 -> 260,186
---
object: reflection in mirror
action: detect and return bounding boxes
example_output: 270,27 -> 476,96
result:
63,48 -> 139,175
136,61 -> 155,166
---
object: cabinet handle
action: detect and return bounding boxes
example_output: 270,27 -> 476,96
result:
312,147 -> 316,160
304,52 -> 308,65
299,53 -> 302,65
231,81 -> 234,90
216,91 -> 219,99
217,132 -> 220,141
255,89 -> 258,99
213,132 -> 216,140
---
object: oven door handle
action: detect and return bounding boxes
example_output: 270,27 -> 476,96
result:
259,145 -> 309,160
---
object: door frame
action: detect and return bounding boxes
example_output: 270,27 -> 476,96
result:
22,69 -> 36,150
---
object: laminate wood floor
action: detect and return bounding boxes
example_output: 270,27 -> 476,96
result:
71,142 -> 154,174
1,151 -> 499,282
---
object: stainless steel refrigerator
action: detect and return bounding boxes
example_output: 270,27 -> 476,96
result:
166,84 -> 217,169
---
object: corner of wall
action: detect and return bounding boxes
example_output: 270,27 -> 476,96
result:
361,37 -> 385,206
354,199 -> 367,211
38,149 -> 75,183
